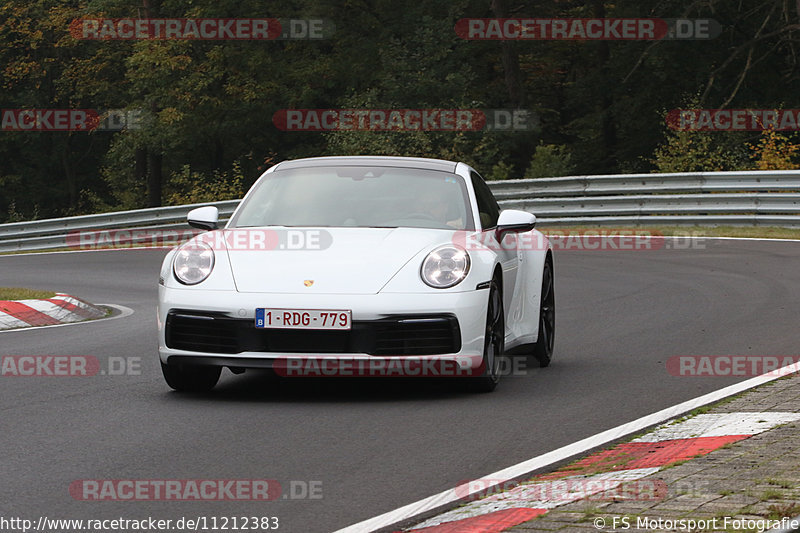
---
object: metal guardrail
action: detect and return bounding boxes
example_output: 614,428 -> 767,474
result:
0,200 -> 240,239
495,170 -> 800,227
3,170 -> 800,252
491,170 -> 800,197
0,200 -> 239,252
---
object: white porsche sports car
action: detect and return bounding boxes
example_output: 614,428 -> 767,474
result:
157,156 -> 554,392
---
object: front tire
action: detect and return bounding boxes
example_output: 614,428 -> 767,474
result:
468,278 -> 504,393
161,361 -> 221,392
533,259 -> 555,367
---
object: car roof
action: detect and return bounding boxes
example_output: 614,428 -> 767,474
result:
272,156 -> 459,173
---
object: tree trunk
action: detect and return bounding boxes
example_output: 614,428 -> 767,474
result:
593,0 -> 617,172
135,147 -> 147,187
490,0 -> 526,107
141,0 -> 163,207
62,137 -> 77,210
147,151 -> 162,207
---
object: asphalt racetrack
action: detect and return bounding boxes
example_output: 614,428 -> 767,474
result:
2,239 -> 799,532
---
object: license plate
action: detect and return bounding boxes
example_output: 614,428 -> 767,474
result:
255,308 -> 352,330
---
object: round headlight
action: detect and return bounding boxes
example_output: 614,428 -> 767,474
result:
173,241 -> 215,285
421,245 -> 470,289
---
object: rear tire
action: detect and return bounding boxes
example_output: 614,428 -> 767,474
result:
161,361 -> 221,392
468,278 -> 504,393
533,260 -> 555,367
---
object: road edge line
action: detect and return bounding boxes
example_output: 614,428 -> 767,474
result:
333,361 -> 800,533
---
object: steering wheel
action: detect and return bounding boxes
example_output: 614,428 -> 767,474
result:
403,212 -> 439,221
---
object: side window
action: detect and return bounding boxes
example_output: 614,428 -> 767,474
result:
470,171 -> 500,229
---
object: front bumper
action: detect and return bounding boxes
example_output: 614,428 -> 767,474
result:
158,288 -> 489,369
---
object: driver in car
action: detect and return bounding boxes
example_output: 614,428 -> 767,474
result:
419,189 -> 463,229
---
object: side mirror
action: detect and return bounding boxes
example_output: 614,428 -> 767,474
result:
187,206 -> 219,231
495,209 -> 536,238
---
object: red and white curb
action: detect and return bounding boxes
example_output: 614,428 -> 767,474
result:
0,293 -> 105,330
406,412 -> 800,532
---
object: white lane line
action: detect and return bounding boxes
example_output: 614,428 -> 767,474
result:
0,304 -> 134,334
411,412 -> 800,530
332,362 -> 800,533
633,412 -> 800,442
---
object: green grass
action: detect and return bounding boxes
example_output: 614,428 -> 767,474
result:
665,395 -> 742,426
763,502 -> 800,520
0,247 -> 72,255
0,287 -> 57,300
578,507 -> 604,522
740,504 -> 756,515
762,478 -> 794,489
679,394 -> 742,420
660,459 -> 687,470
759,489 -> 785,501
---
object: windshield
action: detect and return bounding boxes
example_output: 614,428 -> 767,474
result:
229,166 -> 474,230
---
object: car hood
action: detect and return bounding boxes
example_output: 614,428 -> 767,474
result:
225,227 -> 451,294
